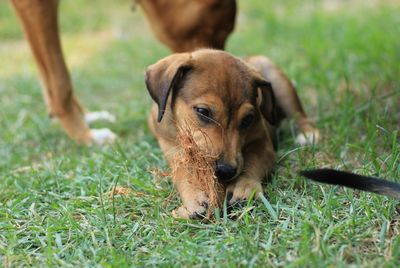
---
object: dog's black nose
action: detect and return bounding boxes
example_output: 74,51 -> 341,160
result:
215,161 -> 237,182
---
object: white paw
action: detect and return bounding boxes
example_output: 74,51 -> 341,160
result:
90,128 -> 117,145
85,111 -> 116,124
296,129 -> 320,145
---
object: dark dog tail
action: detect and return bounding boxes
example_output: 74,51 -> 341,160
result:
300,169 -> 400,200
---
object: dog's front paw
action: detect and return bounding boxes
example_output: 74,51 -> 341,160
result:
172,191 -> 209,219
226,178 -> 263,205
90,128 -> 117,145
296,128 -> 320,145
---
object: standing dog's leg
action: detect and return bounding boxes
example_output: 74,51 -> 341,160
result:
11,0 -> 116,144
247,56 -> 320,145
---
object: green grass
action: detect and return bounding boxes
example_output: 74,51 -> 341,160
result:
1,0 -> 399,266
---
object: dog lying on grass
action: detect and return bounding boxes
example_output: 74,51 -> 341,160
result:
145,49 -> 319,219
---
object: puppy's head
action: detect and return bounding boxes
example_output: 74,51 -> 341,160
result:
146,49 -> 276,183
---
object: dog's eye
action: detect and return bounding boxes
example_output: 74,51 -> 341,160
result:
240,114 -> 254,129
194,107 -> 212,124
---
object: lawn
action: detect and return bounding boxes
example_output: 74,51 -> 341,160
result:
0,0 -> 399,266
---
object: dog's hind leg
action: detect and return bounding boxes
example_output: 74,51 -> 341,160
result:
247,56 -> 320,145
11,0 -> 116,144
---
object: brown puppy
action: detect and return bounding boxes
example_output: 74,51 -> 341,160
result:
10,0 -> 236,144
146,49 -> 319,218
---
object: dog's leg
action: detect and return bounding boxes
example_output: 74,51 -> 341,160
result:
226,138 -> 276,205
247,56 -> 319,145
156,138 -> 209,219
171,167 -> 211,219
11,0 -> 116,144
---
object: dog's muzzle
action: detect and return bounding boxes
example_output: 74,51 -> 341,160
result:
215,160 -> 237,183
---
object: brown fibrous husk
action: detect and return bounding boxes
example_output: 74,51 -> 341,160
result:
172,123 -> 225,213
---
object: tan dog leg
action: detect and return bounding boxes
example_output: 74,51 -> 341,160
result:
172,168 -> 210,219
226,138 -> 275,204
247,56 -> 320,145
11,0 -> 116,144
155,137 -> 209,219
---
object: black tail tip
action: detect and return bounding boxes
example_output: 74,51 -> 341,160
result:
298,168 -> 340,184
299,169 -> 314,178
299,168 -> 331,179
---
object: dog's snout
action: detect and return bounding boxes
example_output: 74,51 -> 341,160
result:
215,160 -> 237,182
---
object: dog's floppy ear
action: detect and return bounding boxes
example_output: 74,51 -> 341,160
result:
255,79 -> 278,125
145,53 -> 192,122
